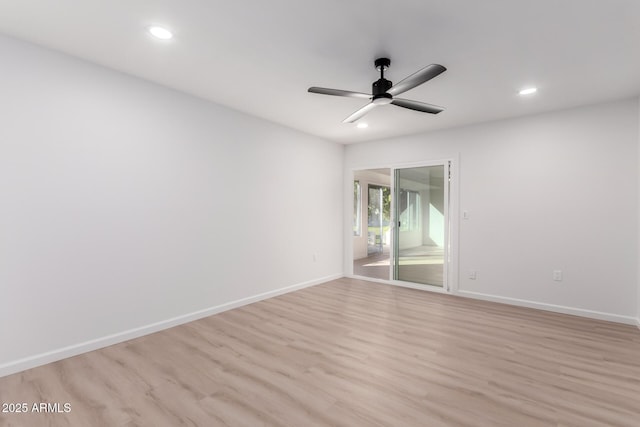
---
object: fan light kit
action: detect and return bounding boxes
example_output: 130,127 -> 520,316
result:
148,26 -> 173,40
519,87 -> 537,95
308,57 -> 446,123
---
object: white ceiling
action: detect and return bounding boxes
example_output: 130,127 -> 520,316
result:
1,0 -> 639,144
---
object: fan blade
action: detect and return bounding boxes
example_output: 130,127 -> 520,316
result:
343,102 -> 377,123
387,64 -> 446,96
308,87 -> 371,99
391,98 -> 444,114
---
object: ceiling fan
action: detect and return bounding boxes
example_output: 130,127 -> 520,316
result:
308,58 -> 446,123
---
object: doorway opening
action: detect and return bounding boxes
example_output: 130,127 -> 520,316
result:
353,169 -> 392,280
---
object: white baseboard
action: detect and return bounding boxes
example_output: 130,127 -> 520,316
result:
348,276 -> 635,325
456,289 -> 637,325
0,273 -> 343,379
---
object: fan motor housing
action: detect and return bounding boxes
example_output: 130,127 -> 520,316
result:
372,78 -> 393,96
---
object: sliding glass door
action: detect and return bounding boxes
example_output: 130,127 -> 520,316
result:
393,165 -> 447,287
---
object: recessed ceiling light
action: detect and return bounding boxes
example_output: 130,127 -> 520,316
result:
148,26 -> 173,40
519,87 -> 538,95
357,123 -> 368,129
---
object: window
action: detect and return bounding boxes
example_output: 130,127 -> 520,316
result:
353,181 -> 361,236
398,189 -> 421,231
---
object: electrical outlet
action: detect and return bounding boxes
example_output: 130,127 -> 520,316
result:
553,270 -> 562,281
469,271 -> 477,280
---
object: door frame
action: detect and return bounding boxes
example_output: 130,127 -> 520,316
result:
347,157 -> 459,294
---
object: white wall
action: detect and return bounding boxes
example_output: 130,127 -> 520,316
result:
345,98 -> 639,322
0,35 -> 344,376
638,96 -> 640,327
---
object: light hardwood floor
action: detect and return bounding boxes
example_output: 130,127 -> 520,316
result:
1,278 -> 640,426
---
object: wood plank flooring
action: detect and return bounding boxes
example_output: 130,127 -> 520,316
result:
1,277 -> 640,426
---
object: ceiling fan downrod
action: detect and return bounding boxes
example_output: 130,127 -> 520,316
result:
372,58 -> 393,104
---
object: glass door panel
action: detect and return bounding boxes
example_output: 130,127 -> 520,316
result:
394,165 -> 445,286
